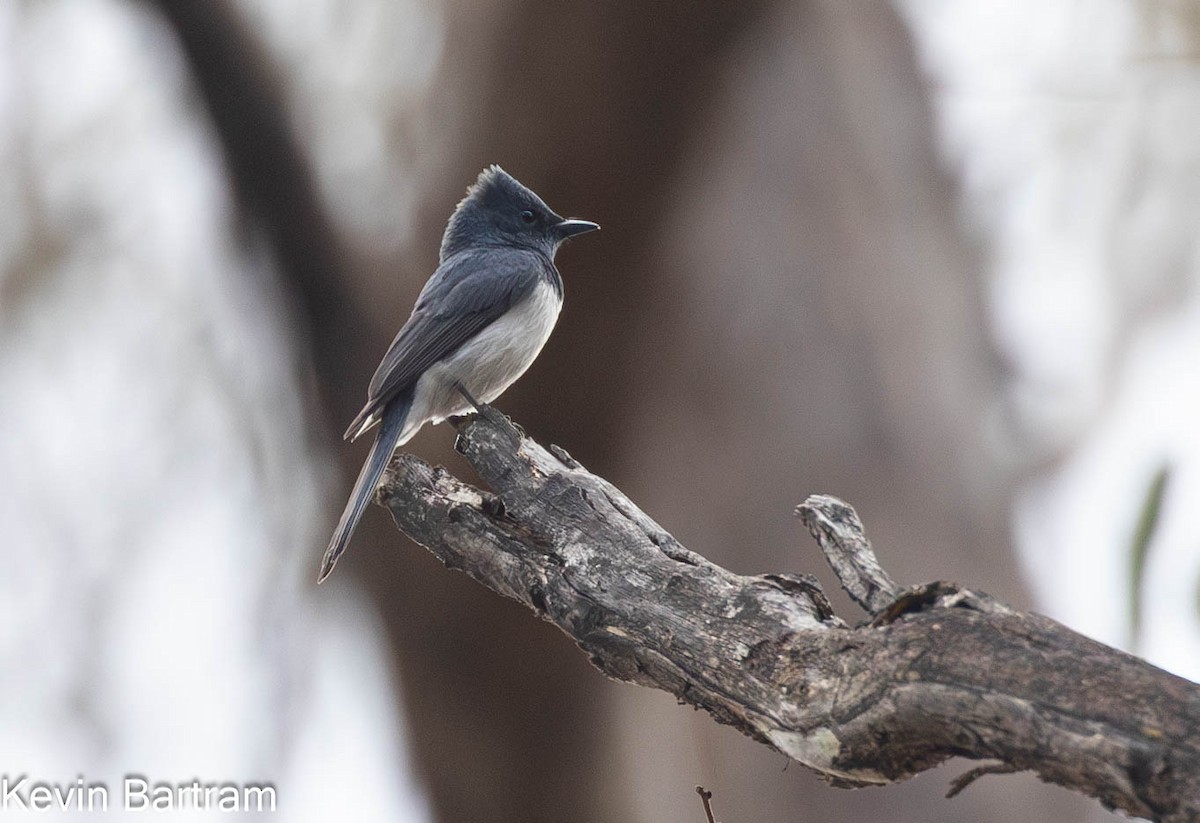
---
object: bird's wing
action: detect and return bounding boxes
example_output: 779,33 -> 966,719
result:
344,248 -> 546,440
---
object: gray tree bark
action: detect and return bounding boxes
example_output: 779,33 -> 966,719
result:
378,407 -> 1200,822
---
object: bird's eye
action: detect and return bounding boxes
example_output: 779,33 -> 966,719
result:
520,210 -> 536,224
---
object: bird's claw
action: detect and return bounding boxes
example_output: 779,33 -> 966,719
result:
453,384 -> 523,443
454,382 -> 483,411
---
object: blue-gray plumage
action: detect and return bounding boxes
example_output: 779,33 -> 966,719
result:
319,166 -> 599,582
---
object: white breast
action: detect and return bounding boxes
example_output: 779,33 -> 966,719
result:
400,279 -> 562,443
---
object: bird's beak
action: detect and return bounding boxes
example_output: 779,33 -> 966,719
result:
555,218 -> 600,239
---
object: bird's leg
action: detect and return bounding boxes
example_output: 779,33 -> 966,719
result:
454,381 -> 522,441
455,382 -> 504,426
454,382 -> 484,412
454,381 -> 489,421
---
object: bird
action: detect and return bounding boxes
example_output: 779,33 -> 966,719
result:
318,166 -> 599,583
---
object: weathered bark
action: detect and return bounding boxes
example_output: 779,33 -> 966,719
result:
379,407 -> 1200,822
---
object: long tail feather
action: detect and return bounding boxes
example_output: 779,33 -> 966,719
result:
318,391 -> 412,582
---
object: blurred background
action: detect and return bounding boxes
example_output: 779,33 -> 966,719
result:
2,0 -> 1199,820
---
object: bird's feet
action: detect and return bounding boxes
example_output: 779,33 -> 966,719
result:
453,383 -> 521,435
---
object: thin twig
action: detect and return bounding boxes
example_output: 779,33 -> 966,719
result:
695,786 -> 717,823
946,762 -> 1020,798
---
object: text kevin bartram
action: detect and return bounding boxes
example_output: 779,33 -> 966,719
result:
1,774 -> 277,812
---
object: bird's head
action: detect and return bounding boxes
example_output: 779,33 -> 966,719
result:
440,165 -> 599,260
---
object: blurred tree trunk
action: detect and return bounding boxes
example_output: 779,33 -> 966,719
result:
597,3 -> 1106,821
150,0 -> 365,428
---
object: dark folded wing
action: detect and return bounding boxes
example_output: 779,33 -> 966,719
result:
344,247 -> 545,439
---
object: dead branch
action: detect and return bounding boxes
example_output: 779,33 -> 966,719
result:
378,407 -> 1200,822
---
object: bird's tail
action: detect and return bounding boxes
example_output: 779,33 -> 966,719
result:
318,390 -> 413,583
